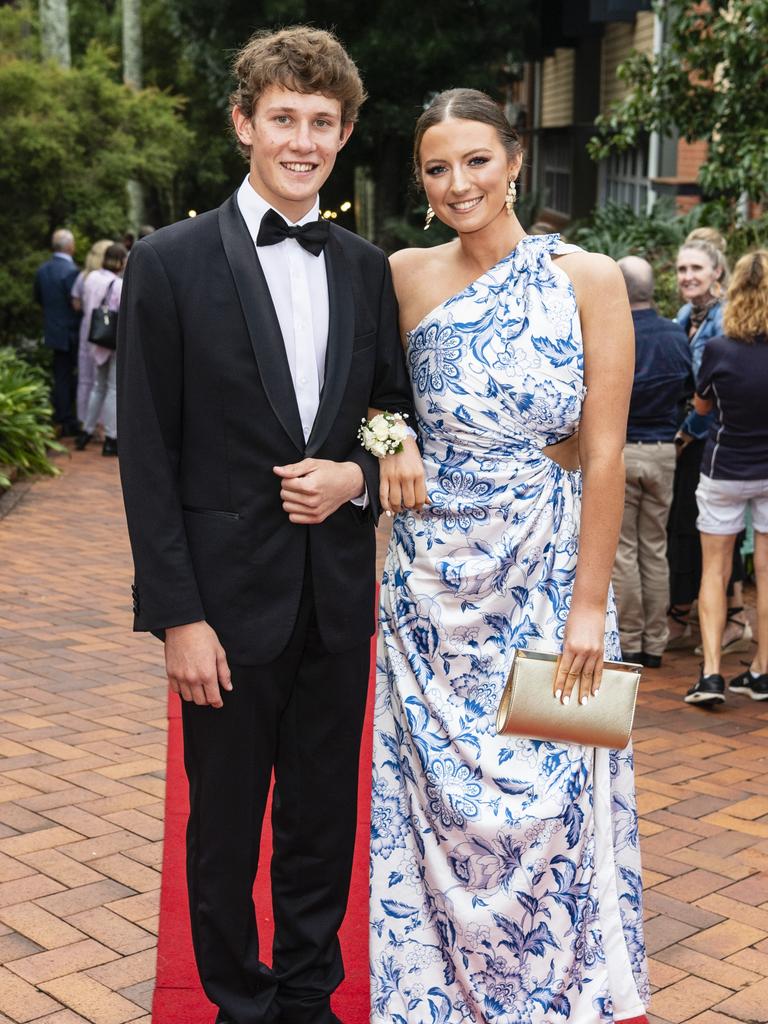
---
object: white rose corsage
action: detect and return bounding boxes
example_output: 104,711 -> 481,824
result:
358,411 -> 409,457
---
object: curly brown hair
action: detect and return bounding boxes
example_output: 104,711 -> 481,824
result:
723,250 -> 768,342
230,26 -> 366,160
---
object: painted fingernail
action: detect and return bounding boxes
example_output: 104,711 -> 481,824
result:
554,689 -> 562,700
562,695 -> 570,706
580,695 -> 588,705
385,510 -> 392,517
594,688 -> 600,696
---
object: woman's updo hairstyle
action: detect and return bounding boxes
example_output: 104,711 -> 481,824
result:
685,226 -> 726,254
413,88 -> 522,188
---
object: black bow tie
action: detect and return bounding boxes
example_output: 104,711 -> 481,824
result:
256,208 -> 330,256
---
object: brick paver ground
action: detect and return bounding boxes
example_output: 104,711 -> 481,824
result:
0,445 -> 767,1024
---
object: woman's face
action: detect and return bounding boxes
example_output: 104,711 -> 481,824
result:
677,246 -> 721,304
419,118 -> 521,234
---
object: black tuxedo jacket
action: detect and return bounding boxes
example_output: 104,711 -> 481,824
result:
117,193 -> 413,664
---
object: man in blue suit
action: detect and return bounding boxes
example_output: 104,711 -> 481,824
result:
34,229 -> 81,434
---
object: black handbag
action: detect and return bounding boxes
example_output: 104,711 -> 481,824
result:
88,279 -> 118,350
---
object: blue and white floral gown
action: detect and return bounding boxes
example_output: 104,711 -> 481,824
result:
370,235 -> 649,1024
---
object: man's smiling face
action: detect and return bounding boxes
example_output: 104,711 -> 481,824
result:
232,84 -> 353,222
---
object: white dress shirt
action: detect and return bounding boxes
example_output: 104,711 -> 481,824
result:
237,177 -> 329,443
237,177 -> 367,506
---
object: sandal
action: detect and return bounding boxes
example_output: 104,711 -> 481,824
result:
666,604 -> 695,650
695,607 -> 754,655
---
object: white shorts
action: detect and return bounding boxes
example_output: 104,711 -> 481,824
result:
696,474 -> 768,535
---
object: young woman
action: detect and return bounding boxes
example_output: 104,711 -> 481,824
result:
75,242 -> 127,456
70,238 -> 113,425
684,250 -> 768,704
370,89 -> 648,1023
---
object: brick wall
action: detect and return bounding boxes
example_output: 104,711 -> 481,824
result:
677,139 -> 709,182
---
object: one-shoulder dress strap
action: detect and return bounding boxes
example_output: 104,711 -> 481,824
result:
551,240 -> 584,257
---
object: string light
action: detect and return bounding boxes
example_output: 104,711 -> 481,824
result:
322,203 -> 351,219
188,209 -> 197,218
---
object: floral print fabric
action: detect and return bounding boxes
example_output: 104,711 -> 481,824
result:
370,235 -> 649,1024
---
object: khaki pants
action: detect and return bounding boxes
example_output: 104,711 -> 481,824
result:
613,442 -> 676,656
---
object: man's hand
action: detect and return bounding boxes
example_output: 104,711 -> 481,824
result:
674,430 -> 693,459
273,459 -> 364,524
380,435 -> 428,515
165,621 -> 232,708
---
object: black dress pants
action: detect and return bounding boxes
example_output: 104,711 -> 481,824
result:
181,573 -> 370,1024
52,346 -> 78,429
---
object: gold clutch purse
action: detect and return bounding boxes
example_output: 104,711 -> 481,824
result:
495,649 -> 642,749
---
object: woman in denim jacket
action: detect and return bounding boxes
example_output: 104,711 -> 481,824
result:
667,235 -> 752,654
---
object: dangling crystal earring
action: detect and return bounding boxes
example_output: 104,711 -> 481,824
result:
505,179 -> 517,215
424,205 -> 434,231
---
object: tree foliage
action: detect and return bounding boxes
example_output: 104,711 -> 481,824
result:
163,0 -> 535,239
569,198 -> 768,318
0,2 -> 192,344
45,0 -> 536,237
589,0 -> 768,206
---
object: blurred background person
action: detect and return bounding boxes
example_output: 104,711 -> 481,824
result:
76,242 -> 127,456
684,251 -> 768,704
71,239 -> 113,427
666,233 -> 752,652
613,256 -> 692,667
33,228 -> 81,436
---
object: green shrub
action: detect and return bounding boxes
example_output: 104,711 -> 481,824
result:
0,347 -> 63,487
569,200 -> 768,319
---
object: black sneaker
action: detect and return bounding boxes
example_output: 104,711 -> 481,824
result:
642,653 -> 662,669
729,668 -> 768,701
684,673 -> 725,705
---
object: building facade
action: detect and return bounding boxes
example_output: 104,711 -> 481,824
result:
508,0 -> 707,227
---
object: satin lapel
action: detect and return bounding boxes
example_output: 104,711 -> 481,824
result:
218,194 -> 305,453
306,230 -> 354,456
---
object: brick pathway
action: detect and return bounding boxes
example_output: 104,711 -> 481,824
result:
0,448 -> 767,1024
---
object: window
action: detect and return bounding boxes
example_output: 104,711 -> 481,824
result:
540,133 -> 572,216
600,144 -> 649,213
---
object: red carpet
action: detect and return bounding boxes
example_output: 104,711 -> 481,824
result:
153,641 -> 375,1023
153,643 -> 648,1024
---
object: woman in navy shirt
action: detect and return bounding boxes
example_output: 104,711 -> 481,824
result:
685,250 -> 768,704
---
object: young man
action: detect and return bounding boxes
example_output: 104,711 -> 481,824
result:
117,27 -> 416,1024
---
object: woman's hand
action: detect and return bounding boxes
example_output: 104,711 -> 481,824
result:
553,604 -> 606,706
379,435 -> 428,515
